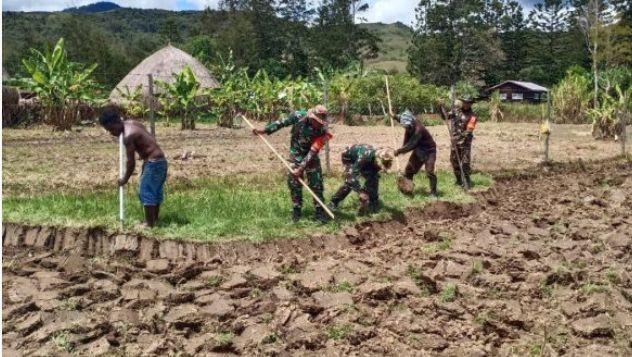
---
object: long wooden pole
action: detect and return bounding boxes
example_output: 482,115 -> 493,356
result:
148,74 -> 155,137
240,115 -> 335,220
384,75 -> 401,171
118,134 -> 125,226
323,80 -> 331,174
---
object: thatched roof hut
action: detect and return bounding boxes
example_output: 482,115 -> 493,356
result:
109,44 -> 219,103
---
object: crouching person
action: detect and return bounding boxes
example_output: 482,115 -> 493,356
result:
328,145 -> 394,215
99,105 -> 168,228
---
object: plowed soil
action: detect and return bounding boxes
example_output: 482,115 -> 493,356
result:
2,122 -> 624,196
3,159 -> 631,356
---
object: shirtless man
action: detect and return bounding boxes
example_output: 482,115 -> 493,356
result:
99,105 -> 168,228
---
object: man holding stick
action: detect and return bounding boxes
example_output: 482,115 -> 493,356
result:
100,105 -> 168,228
392,109 -> 438,197
252,105 -> 332,223
438,97 -> 477,188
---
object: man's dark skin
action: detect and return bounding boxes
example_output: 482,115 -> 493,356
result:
104,119 -> 165,227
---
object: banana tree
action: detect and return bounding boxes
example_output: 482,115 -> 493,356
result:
20,38 -> 99,130
115,85 -> 148,119
157,65 -> 200,130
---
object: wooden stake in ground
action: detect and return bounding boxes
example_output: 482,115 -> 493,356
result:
147,74 -> 155,137
542,92 -> 552,162
118,133 -> 125,226
384,75 -> 401,171
240,115 -> 335,220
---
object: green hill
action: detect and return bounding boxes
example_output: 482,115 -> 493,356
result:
2,8 -> 413,87
360,22 -> 412,73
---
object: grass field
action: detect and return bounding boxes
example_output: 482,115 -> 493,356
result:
3,171 -> 491,242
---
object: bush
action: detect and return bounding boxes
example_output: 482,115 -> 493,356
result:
552,71 -> 591,124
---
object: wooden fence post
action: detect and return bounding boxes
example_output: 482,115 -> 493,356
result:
622,101 -> 628,157
147,74 -> 156,137
324,80 -> 331,174
543,92 -> 552,162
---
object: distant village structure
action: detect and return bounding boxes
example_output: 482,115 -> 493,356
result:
485,80 -> 549,103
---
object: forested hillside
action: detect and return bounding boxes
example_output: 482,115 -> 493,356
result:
3,0 -> 631,90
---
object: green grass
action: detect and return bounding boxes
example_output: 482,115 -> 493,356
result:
3,171 -> 491,243
440,283 -> 458,303
326,324 -> 351,340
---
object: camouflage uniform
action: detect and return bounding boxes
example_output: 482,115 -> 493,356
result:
448,108 -> 477,187
265,110 -> 331,218
330,144 -> 381,210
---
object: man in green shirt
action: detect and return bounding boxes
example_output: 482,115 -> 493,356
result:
252,105 -> 332,223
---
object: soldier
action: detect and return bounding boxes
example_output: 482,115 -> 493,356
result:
392,109 -> 438,197
252,105 -> 332,223
328,144 -> 394,215
439,97 -> 477,188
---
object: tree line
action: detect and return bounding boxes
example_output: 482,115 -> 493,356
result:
2,1 -> 379,89
2,0 -> 631,91
408,0 -> 632,87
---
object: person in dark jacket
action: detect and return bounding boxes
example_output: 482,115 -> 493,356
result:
393,109 -> 438,197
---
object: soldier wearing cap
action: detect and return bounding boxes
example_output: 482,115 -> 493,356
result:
392,108 -> 438,197
252,105 -> 332,223
328,144 -> 394,215
439,97 -> 477,188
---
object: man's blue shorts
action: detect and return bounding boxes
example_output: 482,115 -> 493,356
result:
139,158 -> 168,206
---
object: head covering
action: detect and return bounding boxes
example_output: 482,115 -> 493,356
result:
375,148 -> 394,171
398,109 -> 415,128
308,105 -> 328,124
459,95 -> 474,103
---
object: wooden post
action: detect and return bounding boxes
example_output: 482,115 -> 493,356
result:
118,134 -> 125,227
323,81 -> 331,174
622,99 -> 628,157
148,74 -> 156,137
384,75 -> 401,171
543,92 -> 552,162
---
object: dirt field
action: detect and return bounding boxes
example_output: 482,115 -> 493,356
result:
3,159 -> 631,356
2,122 -> 624,196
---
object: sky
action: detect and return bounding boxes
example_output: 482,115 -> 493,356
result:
2,0 -> 542,25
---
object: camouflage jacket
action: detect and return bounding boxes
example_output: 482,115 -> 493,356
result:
341,144 -> 377,192
265,110 -> 331,167
449,109 -> 477,145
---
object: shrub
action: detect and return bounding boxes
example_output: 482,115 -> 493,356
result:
552,71 -> 591,124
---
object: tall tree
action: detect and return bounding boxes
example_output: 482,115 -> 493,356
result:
528,0 -> 570,83
499,1 -> 528,79
311,0 -> 379,70
408,0 -> 505,86
277,0 -> 315,76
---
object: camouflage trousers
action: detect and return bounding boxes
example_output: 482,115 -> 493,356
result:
450,140 -> 472,181
331,163 -> 380,206
288,157 -> 325,210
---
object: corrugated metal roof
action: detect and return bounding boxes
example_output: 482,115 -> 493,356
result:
488,80 -> 548,92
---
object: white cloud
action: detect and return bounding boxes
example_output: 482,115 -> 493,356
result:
1,0 -> 221,12
363,0 -> 418,26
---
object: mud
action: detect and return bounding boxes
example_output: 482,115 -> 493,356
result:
3,159 -> 632,356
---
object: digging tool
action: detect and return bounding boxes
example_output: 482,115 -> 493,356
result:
384,76 -> 413,194
443,86 -> 469,191
384,75 -> 401,172
240,114 -> 335,220
119,133 -> 125,226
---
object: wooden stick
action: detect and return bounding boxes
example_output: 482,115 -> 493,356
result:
240,115 -> 335,220
384,75 -> 401,171
118,133 -> 125,226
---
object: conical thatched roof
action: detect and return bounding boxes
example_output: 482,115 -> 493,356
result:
109,44 -> 219,103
